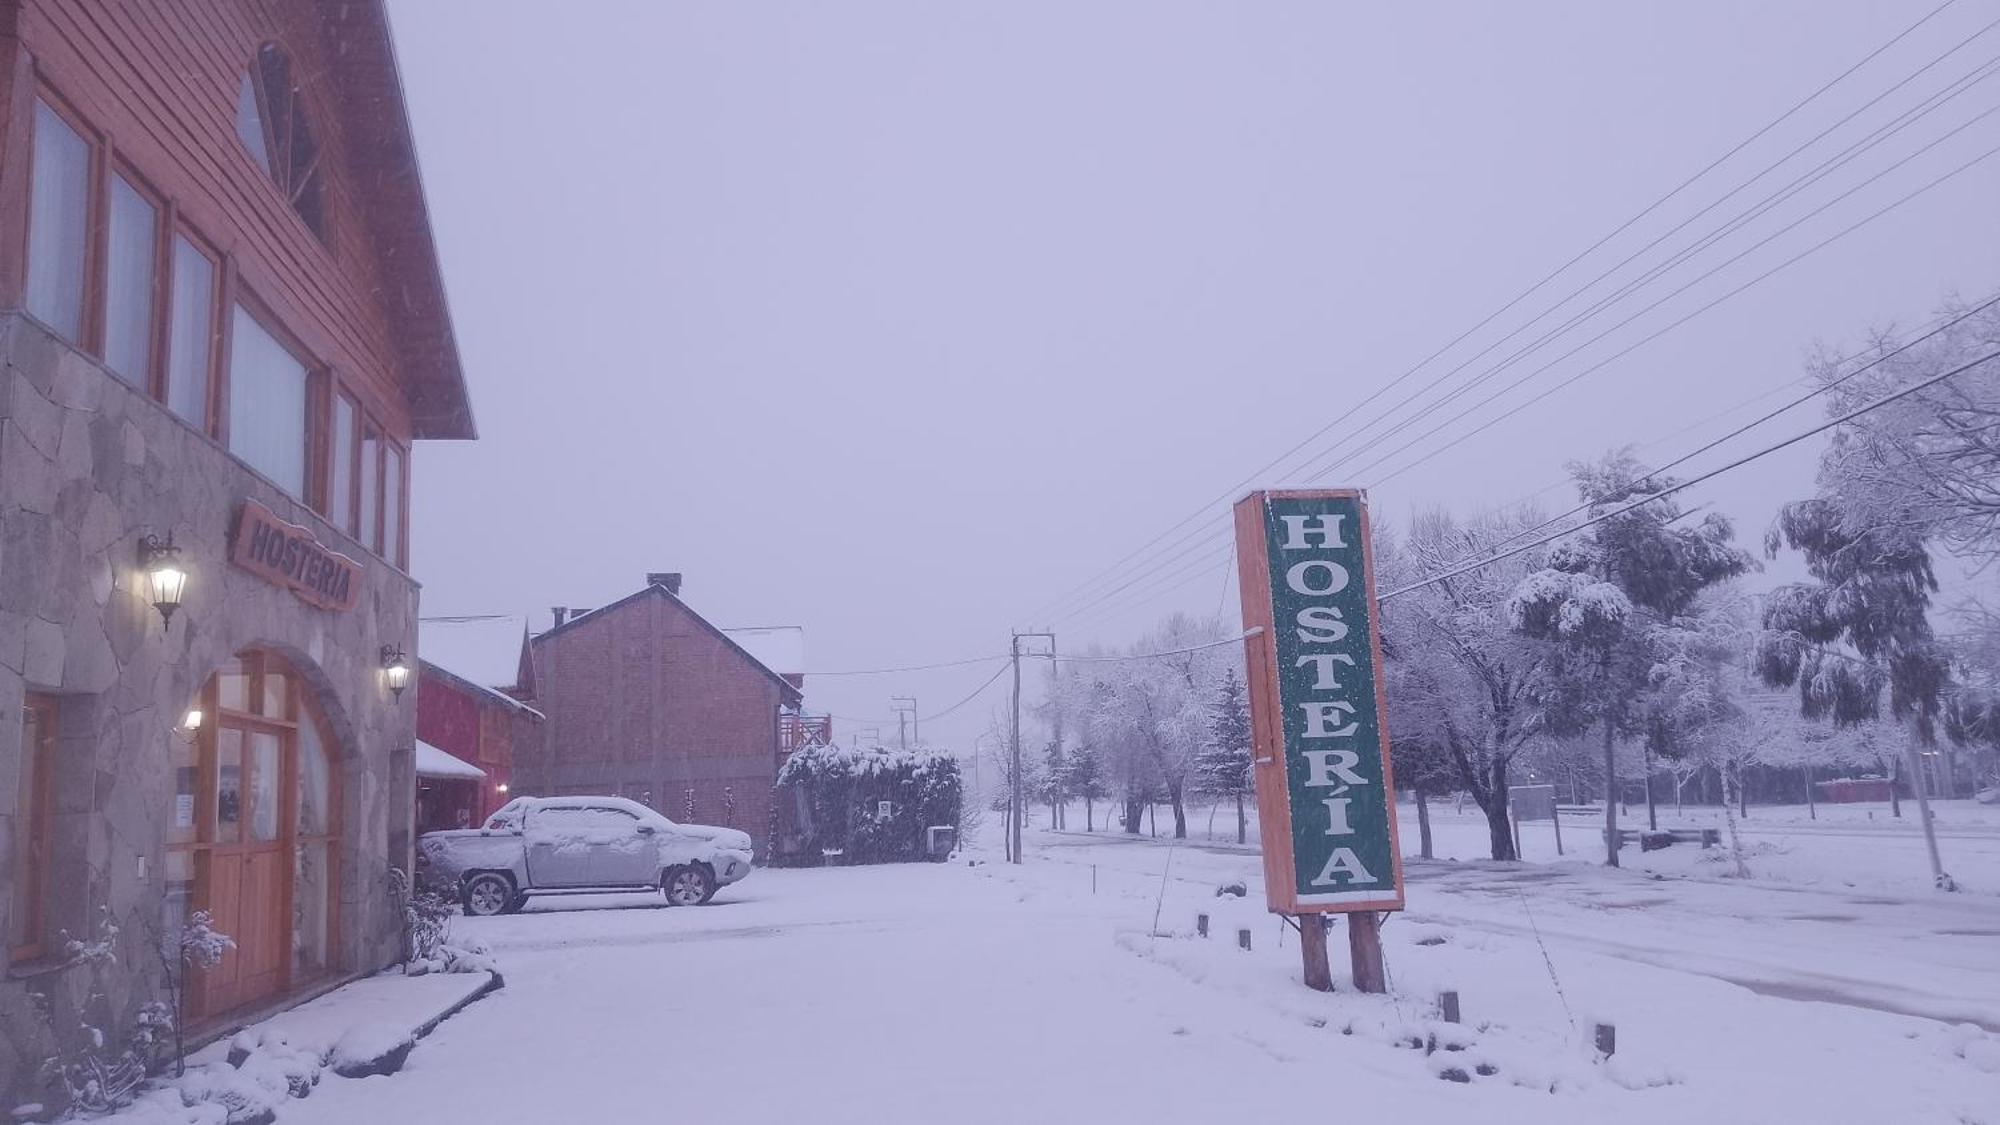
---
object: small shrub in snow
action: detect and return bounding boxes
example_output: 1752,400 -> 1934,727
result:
30,910 -> 189,1117
405,936 -> 498,978
388,868 -> 456,965
389,867 -> 495,977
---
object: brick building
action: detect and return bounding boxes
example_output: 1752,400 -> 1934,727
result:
413,615 -> 540,833
414,656 -> 541,834
513,575 -> 804,856
0,0 -> 472,1103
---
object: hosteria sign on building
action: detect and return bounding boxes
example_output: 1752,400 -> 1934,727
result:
1233,489 -> 1404,915
230,499 -> 364,612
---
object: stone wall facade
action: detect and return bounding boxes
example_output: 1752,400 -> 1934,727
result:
0,313 -> 415,1107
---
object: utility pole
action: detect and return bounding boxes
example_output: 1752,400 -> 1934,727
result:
890,696 -> 917,751
1010,630 -> 1056,864
1046,636 -> 1061,831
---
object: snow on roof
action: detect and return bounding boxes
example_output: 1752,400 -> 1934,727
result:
419,615 -> 528,690
722,625 -> 805,677
416,740 -> 486,780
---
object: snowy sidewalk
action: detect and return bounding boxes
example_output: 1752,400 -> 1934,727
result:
109,969 -> 501,1124
188,969 -> 503,1073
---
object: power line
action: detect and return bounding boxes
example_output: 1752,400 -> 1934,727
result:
822,661 -> 1014,729
1377,345 -> 2000,602
1060,284 -> 2000,638
1370,297 -> 1987,504
1058,127 -> 2000,633
1075,93 -> 2000,623
1347,134 -> 2000,491
806,654 -> 1007,676
1054,630 -> 1258,663
1062,554 -> 1236,637
1072,289 -> 2000,635
1427,289 -> 2000,558
1061,262 -> 2000,637
1290,47 -> 2000,490
1017,1 -> 1966,626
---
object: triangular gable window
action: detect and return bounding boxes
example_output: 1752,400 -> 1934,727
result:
236,43 -> 327,242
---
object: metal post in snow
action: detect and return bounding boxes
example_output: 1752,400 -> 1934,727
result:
1009,634 -> 1022,864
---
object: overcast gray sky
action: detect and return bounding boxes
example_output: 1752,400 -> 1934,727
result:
391,1 -> 2000,751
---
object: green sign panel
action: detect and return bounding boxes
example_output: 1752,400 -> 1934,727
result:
1239,490 -> 1403,912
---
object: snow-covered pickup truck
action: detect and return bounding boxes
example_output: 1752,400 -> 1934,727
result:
417,796 -> 755,916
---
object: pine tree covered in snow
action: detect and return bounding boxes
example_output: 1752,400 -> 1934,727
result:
1062,743 -> 1108,831
1039,740 -> 1069,829
1194,668 -> 1253,844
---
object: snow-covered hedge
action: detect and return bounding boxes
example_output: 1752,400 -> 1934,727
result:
774,745 -> 963,865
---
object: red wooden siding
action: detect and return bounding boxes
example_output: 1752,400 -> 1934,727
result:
4,0 -> 469,441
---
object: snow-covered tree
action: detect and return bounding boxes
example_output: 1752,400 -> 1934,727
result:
1508,451 -> 1752,866
1194,668 -> 1253,844
1758,494 -> 1960,888
1046,614 -> 1235,839
1807,297 -> 2000,569
1063,743 -> 1109,831
1380,506 -> 1562,861
1038,740 -> 1069,829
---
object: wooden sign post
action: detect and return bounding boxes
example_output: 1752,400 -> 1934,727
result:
1233,489 -> 1404,993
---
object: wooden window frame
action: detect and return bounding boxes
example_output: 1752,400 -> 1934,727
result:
20,77 -> 404,548
24,86 -> 105,352
103,159 -> 170,399
224,288 -> 325,507
382,436 -> 408,570
238,42 -> 329,246
330,389 -> 410,569
10,695 -> 59,964
327,389 -> 363,540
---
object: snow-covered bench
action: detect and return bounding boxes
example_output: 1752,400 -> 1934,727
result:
1614,826 -> 1720,850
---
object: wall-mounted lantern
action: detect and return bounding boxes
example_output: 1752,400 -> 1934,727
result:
496,783 -> 511,795
176,709 -> 204,743
138,534 -> 188,629
380,645 -> 411,700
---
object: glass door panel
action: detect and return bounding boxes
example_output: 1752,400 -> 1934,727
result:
248,731 -> 281,842
214,729 -> 244,844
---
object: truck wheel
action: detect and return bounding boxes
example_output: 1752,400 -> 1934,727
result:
463,873 -> 513,917
664,865 -> 714,907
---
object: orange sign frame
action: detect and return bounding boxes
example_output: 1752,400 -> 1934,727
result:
1233,488 -> 1405,915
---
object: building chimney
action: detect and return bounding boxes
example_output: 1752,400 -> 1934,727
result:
551,606 -> 568,627
647,572 -> 683,596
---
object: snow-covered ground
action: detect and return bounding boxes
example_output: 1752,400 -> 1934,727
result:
1411,798 -> 2000,897
268,804 -> 2000,1125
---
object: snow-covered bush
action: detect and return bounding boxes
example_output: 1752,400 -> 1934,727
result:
26,909 -> 192,1119
774,744 -> 963,864
386,867 -> 492,976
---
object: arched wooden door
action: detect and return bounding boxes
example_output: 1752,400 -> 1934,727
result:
171,651 -> 340,1020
